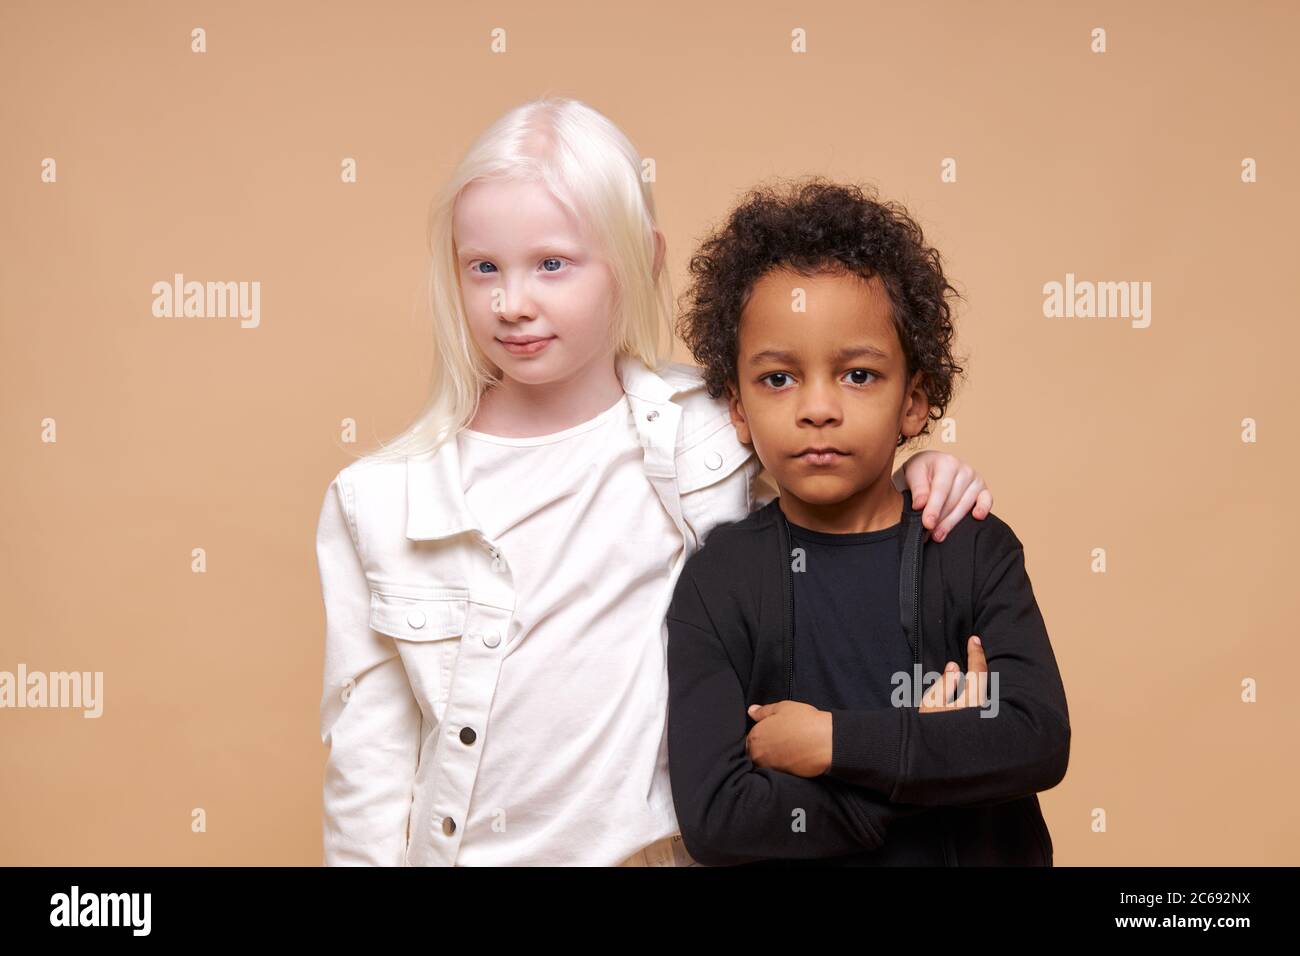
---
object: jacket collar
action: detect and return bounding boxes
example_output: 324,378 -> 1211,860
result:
615,350 -> 677,404
405,437 -> 479,541
405,353 -> 687,541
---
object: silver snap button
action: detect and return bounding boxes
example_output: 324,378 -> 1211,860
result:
704,451 -> 723,470
407,609 -> 427,629
482,631 -> 502,648
647,410 -> 659,421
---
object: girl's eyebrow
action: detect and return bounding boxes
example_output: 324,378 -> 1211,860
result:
456,241 -> 582,260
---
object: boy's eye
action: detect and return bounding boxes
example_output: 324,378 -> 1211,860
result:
471,261 -> 497,274
541,257 -> 565,272
759,372 -> 795,390
843,369 -> 877,385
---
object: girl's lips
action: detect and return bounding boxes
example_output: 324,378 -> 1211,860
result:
498,336 -> 555,355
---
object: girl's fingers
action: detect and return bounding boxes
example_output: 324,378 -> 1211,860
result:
908,465 -> 931,512
921,464 -> 955,532
933,477 -> 984,542
974,487 -> 994,520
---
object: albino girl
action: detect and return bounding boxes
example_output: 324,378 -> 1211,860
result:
314,96 -> 992,867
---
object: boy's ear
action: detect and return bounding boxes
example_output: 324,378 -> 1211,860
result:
651,228 -> 667,283
726,380 -> 753,446
900,370 -> 931,439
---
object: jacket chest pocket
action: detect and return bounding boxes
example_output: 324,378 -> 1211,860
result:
369,589 -> 466,724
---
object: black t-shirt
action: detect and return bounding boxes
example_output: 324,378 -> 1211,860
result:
785,513 -> 949,865
787,517 -> 913,711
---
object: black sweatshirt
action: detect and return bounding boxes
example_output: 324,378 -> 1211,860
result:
665,489 -> 1071,866
781,513 -> 949,864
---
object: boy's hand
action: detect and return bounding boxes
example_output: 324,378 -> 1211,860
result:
893,451 -> 992,542
919,635 -> 990,712
744,635 -> 990,775
745,701 -> 833,777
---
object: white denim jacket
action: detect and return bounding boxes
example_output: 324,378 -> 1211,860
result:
315,353 -> 772,866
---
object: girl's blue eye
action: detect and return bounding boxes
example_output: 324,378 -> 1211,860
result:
472,261 -> 497,274
541,258 -> 564,272
844,369 -> 877,385
761,372 -> 793,390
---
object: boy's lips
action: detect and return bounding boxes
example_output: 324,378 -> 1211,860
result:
794,447 -> 851,466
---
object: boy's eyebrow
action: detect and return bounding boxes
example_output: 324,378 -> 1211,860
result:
747,344 -> 891,366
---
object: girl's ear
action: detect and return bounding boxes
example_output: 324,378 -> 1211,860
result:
726,381 -> 753,446
651,228 -> 667,282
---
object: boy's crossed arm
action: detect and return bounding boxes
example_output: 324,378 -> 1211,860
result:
749,521 -> 1071,810
745,635 -> 992,777
666,571 -> 934,868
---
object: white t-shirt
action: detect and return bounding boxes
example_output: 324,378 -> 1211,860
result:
453,394 -> 685,865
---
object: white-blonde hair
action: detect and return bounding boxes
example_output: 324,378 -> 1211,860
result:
360,95 -> 674,462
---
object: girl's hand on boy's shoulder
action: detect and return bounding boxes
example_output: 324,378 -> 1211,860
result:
894,450 -> 993,542
745,701 -> 833,777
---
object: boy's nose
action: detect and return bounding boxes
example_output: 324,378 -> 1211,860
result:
797,383 -> 843,426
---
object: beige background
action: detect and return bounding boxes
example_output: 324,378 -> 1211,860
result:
2,0 -> 1297,865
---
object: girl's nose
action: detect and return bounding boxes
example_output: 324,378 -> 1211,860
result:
494,277 -> 538,322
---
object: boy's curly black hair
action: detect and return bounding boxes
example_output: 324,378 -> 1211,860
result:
676,177 -> 965,447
